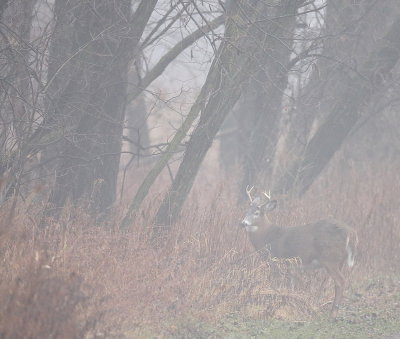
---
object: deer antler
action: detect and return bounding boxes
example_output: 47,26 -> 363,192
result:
263,190 -> 271,200
246,185 -> 254,202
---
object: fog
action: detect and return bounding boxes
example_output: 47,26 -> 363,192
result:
1,0 -> 399,337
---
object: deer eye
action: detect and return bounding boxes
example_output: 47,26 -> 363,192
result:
254,210 -> 260,217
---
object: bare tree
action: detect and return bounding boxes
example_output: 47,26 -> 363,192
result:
42,0 -> 157,218
272,0 -> 400,195
220,0 -> 302,199
0,0 -> 225,222
150,0 -> 301,240
0,0 -> 39,201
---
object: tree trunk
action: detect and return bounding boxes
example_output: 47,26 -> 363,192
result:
119,14 -> 225,229
152,0 -> 288,241
0,0 -> 8,18
274,15 -> 400,195
237,0 -> 299,198
125,56 -> 150,158
43,0 -> 158,219
0,0 -> 38,199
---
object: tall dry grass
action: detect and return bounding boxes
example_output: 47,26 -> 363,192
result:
0,161 -> 399,337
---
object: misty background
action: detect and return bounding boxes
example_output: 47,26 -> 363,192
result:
1,0 -> 400,337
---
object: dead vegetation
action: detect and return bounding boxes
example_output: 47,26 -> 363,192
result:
0,161 -> 399,337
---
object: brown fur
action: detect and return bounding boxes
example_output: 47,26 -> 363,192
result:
242,197 -> 358,318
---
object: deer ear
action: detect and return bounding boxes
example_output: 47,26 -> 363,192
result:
263,200 -> 277,211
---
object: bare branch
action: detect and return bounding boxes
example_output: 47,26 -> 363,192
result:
128,14 -> 224,103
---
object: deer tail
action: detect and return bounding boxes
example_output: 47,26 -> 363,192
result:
345,230 -> 358,268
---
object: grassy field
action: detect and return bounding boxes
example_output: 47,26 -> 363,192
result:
0,163 -> 399,338
134,275 -> 400,338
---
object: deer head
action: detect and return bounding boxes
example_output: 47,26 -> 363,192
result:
240,186 -> 277,232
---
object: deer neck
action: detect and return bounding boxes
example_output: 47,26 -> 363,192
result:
247,217 -> 275,252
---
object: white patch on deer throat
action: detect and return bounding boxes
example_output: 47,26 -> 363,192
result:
245,225 -> 259,232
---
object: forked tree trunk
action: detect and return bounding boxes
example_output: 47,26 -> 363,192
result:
220,0 -> 299,196
119,14 -> 225,230
152,0 -> 288,242
238,1 -> 299,198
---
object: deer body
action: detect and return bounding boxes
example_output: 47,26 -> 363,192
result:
241,188 -> 358,318
248,220 -> 356,269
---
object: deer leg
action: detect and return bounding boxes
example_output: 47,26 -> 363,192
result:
323,263 -> 345,318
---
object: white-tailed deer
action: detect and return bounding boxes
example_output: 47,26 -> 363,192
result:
240,186 -> 358,318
